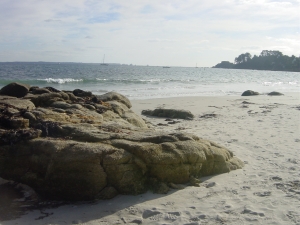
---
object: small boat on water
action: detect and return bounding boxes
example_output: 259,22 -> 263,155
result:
101,54 -> 108,66
163,66 -> 170,68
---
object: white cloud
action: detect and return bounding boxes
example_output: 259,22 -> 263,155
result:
0,0 -> 299,66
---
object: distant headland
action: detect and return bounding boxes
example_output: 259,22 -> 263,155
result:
213,50 -> 300,72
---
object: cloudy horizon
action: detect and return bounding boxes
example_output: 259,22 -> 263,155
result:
0,0 -> 299,67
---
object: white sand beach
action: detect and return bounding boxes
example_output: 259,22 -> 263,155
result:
1,93 -> 299,225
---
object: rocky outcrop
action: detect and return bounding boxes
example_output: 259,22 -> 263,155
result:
142,108 -> 194,119
268,91 -> 284,96
0,83 -> 244,201
241,90 -> 260,96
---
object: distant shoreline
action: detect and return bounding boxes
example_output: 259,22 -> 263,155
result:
213,50 -> 300,72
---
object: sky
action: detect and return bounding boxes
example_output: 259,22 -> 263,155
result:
0,0 -> 299,67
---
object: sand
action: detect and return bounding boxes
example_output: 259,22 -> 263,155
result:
1,93 -> 299,225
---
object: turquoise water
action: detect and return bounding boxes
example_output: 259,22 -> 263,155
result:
0,62 -> 299,99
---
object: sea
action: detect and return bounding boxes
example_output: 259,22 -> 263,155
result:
0,62 -> 299,100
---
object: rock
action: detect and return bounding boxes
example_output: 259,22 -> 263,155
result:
149,179 -> 170,194
0,82 -> 30,98
0,96 -> 35,110
107,101 -> 148,128
65,92 -> 78,101
50,101 -> 83,110
96,186 -> 118,200
241,90 -> 259,96
0,180 -> 40,221
205,182 -> 216,188
189,176 -> 202,186
45,87 -> 61,93
83,104 -> 96,110
0,129 -> 42,145
26,92 -> 69,107
31,88 -> 51,94
169,183 -> 185,189
73,89 -> 92,97
142,108 -> 194,119
31,86 -> 60,94
8,118 -> 29,129
23,112 -> 37,122
97,91 -> 132,109
268,91 -> 284,96
0,83 -> 244,201
0,130 -> 243,200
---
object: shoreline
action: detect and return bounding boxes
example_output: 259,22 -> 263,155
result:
127,91 -> 300,101
1,93 -> 300,225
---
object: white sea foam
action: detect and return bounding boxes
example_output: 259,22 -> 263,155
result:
0,63 -> 298,99
38,78 -> 83,84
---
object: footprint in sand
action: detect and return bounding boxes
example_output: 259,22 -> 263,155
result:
165,212 -> 181,221
241,186 -> 251,190
287,158 -> 299,164
241,208 -> 265,217
142,209 -> 162,220
270,176 -> 282,181
125,206 -> 139,215
189,214 -> 207,222
161,201 -> 175,206
253,191 -> 271,197
286,211 -> 300,224
130,218 -> 143,224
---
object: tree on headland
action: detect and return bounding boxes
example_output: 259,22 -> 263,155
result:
234,52 -> 252,64
213,50 -> 300,72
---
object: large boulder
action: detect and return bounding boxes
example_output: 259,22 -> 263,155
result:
0,82 -> 244,201
0,132 -> 243,200
241,90 -> 259,96
0,82 -> 30,98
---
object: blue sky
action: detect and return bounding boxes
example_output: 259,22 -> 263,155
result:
0,0 -> 299,67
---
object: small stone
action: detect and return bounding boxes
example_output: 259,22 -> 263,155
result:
268,91 -> 284,96
206,182 -> 216,188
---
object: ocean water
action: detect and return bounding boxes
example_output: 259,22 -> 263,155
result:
0,62 -> 299,100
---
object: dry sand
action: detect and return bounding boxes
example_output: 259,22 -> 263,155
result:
1,93 -> 299,225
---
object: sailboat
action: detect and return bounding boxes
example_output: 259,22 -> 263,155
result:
101,54 -> 108,66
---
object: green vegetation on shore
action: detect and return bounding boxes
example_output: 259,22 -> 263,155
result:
213,50 -> 300,72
